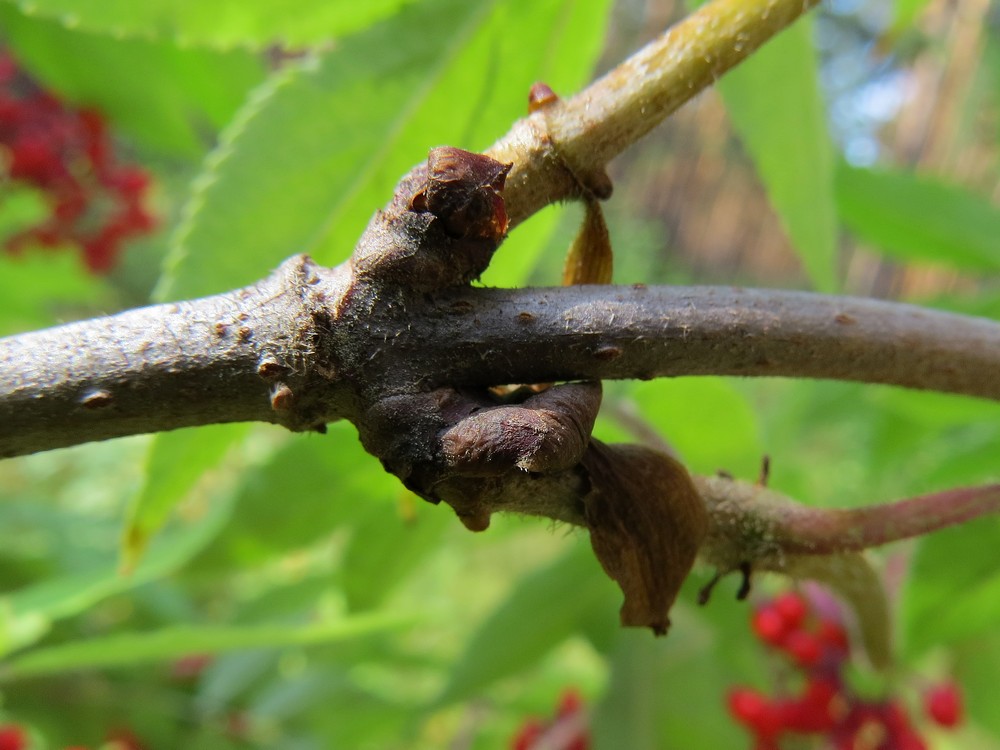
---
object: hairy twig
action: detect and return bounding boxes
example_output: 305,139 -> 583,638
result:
488,0 -> 822,224
695,476 -> 1000,572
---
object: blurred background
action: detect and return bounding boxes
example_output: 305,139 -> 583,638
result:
0,0 -> 998,748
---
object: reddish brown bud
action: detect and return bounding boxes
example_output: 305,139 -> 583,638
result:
528,82 -> 559,113
409,147 -> 511,240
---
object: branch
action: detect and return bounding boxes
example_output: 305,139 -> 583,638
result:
1,0 -> 833,457
696,477 -> 1000,572
488,0 -> 822,224
0,257 -> 353,458
400,285 -> 1000,400
5,279 -> 999,458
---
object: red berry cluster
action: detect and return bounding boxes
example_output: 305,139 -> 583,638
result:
510,689 -> 589,750
0,722 -> 146,750
0,47 -> 155,273
727,592 -> 964,750
0,724 -> 26,750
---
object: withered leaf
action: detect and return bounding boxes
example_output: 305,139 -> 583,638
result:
582,441 -> 708,635
562,198 -> 613,286
439,382 -> 602,476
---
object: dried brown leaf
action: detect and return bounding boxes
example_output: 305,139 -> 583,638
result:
582,441 -> 708,635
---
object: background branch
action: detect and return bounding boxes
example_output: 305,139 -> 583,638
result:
488,0 -> 821,226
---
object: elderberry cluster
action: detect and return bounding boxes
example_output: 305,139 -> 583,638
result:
510,688 -> 589,750
0,47 -> 155,273
0,722 -> 146,750
727,592 -> 964,750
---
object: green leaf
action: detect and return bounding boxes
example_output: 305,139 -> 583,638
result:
309,0 -> 614,270
159,0 -> 613,300
0,187 -> 47,235
0,0 -> 409,49
617,378 -> 763,479
342,501 -> 451,612
120,424 -> 251,571
592,622 -> 744,750
0,3 -> 264,155
954,633 -> 1000,736
435,542 -> 617,706
192,424 -> 398,571
0,249 -> 107,336
892,0 -> 933,33
0,612 -> 413,679
0,484 -> 235,656
901,515 -> 1000,657
718,15 -> 838,292
479,203 -> 564,287
836,163 -> 1000,271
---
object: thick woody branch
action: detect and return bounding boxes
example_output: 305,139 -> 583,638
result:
1,0 -> 836,457
393,285 -> 1000,401
0,257 -> 352,458
4,276 -> 1000,458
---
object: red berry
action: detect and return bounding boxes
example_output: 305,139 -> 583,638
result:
8,133 -> 60,182
881,700 -> 915,736
511,718 -> 545,750
118,202 -> 156,233
105,167 -> 150,196
0,96 -> 24,126
556,688 -> 584,718
0,52 -> 16,84
772,592 -> 808,630
0,724 -> 26,750
817,620 -> 849,654
105,727 -> 145,750
784,630 -> 822,667
924,682 -> 963,728
53,187 -> 88,224
780,678 -> 839,732
171,653 -> 213,679
727,688 -> 783,739
752,606 -> 789,646
81,232 -> 121,272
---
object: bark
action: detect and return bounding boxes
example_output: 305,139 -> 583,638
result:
0,258 -> 353,457
5,275 -> 999,459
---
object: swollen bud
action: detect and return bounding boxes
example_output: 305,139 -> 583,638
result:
528,81 -> 559,113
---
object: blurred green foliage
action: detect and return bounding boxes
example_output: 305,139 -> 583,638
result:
1,0 -> 999,747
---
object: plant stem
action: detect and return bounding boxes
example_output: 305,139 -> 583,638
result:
489,0 -> 822,226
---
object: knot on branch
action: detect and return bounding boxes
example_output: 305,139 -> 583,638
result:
333,145 -> 709,635
355,379 -> 708,635
349,147 -> 511,292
